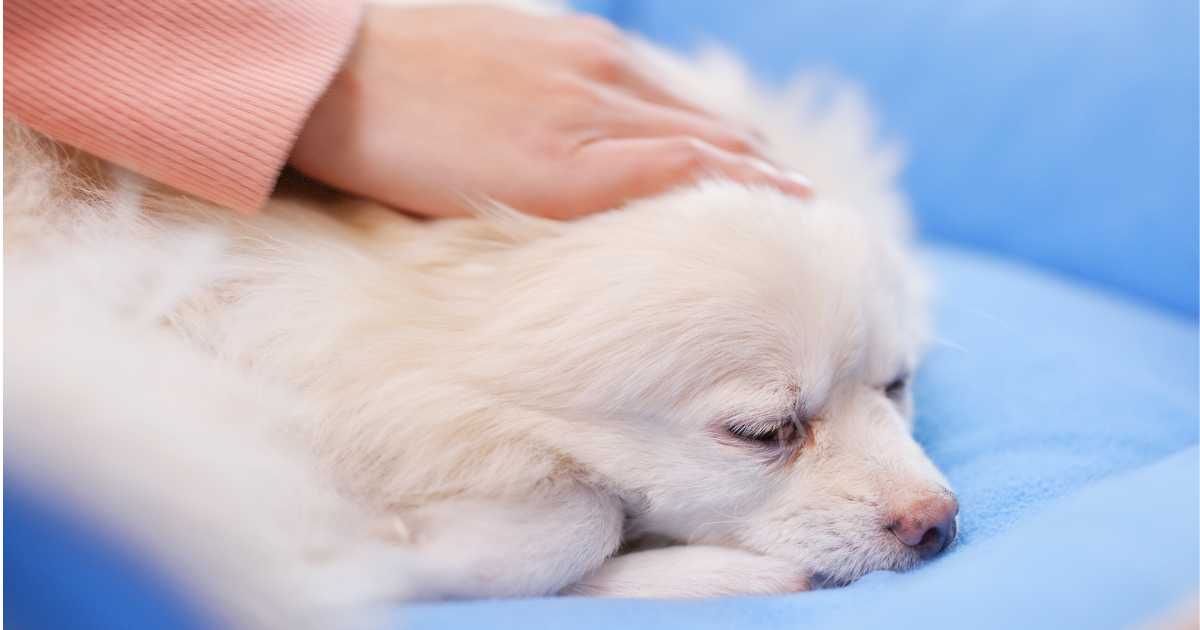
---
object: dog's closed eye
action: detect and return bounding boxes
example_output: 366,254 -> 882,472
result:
726,416 -> 802,449
883,374 -> 909,400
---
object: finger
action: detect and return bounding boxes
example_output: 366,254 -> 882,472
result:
617,59 -> 714,118
591,88 -> 770,160
555,136 -> 812,218
615,60 -> 767,144
556,25 -> 768,146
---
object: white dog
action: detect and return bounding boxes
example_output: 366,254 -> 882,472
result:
4,3 -> 955,625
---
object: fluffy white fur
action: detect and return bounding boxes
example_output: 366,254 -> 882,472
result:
4,1 -> 952,624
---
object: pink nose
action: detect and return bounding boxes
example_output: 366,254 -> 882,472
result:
888,492 -> 959,559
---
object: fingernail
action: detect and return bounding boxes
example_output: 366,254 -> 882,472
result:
749,159 -> 814,197
785,171 -> 813,190
781,171 -> 814,197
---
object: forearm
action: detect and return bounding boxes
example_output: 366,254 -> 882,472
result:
4,0 -> 363,212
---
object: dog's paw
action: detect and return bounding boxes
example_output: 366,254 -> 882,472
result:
563,545 -> 808,598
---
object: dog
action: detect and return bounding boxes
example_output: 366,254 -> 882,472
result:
4,2 -> 954,624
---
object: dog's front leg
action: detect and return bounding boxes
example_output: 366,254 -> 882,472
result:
397,483 -> 623,600
563,545 -> 809,598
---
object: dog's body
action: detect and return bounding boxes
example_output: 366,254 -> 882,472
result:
5,3 -> 952,624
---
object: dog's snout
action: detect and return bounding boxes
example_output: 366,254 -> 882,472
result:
888,493 -> 958,559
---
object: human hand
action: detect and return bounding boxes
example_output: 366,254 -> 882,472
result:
290,5 -> 811,219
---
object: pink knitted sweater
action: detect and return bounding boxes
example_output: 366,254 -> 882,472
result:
4,0 -> 363,212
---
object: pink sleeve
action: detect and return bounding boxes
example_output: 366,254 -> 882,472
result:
4,0 -> 364,213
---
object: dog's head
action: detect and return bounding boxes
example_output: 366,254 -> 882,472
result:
481,181 -> 950,585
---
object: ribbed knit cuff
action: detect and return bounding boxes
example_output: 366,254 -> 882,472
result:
4,0 -> 365,212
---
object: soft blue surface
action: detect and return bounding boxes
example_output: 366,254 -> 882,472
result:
4,478 -> 214,630
578,0 -> 1200,317
397,245 -> 1199,629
